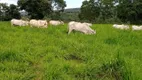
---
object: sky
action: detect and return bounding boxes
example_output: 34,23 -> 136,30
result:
0,0 -> 84,9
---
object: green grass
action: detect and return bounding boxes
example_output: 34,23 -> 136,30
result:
0,22 -> 142,80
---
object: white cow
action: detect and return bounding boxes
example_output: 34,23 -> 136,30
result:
29,19 -> 37,27
68,21 -> 96,35
30,19 -> 48,28
11,19 -> 29,26
132,25 -> 142,31
83,22 -> 92,27
113,24 -> 129,30
60,21 -> 64,25
49,20 -> 64,26
38,20 -> 48,28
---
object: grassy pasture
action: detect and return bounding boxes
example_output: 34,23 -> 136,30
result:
0,22 -> 142,80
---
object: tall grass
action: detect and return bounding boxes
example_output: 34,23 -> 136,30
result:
0,22 -> 142,80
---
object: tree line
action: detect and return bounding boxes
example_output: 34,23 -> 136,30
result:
79,0 -> 142,24
0,0 -> 142,24
0,0 -> 66,21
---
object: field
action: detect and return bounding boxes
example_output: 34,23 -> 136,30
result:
0,22 -> 142,80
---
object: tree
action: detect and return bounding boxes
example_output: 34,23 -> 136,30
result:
117,0 -> 142,24
79,0 -> 100,21
52,0 -> 66,12
0,3 -> 21,21
0,3 -> 9,20
9,4 -> 21,19
79,0 -> 142,24
79,0 -> 116,22
51,0 -> 66,20
17,0 -> 66,19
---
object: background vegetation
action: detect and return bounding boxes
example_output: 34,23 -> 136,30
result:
0,0 -> 142,24
79,0 -> 142,24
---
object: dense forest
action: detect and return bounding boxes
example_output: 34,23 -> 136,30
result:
0,0 -> 142,24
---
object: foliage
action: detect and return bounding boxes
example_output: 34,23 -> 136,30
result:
79,0 -> 100,21
117,1 -> 142,24
52,0 -> 66,12
1,0 -> 142,24
0,3 -> 21,21
60,12 -> 80,22
79,0 -> 142,24
8,4 -> 21,19
17,0 -> 66,19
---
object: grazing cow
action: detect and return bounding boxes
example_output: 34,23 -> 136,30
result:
49,20 -> 64,26
30,19 -> 48,28
60,21 -> 64,25
11,19 -> 29,26
83,22 -> 92,27
113,24 -> 129,30
29,19 -> 37,27
132,25 -> 142,31
68,21 -> 96,35
38,20 -> 48,28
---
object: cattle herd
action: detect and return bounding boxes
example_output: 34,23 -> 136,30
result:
11,19 -> 142,35
11,19 -> 96,35
113,24 -> 142,31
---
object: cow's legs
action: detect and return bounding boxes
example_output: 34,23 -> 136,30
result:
68,28 -> 73,34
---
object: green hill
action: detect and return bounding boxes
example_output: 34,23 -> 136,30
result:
64,8 -> 80,13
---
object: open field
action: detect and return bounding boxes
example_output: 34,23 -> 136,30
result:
0,22 -> 142,80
